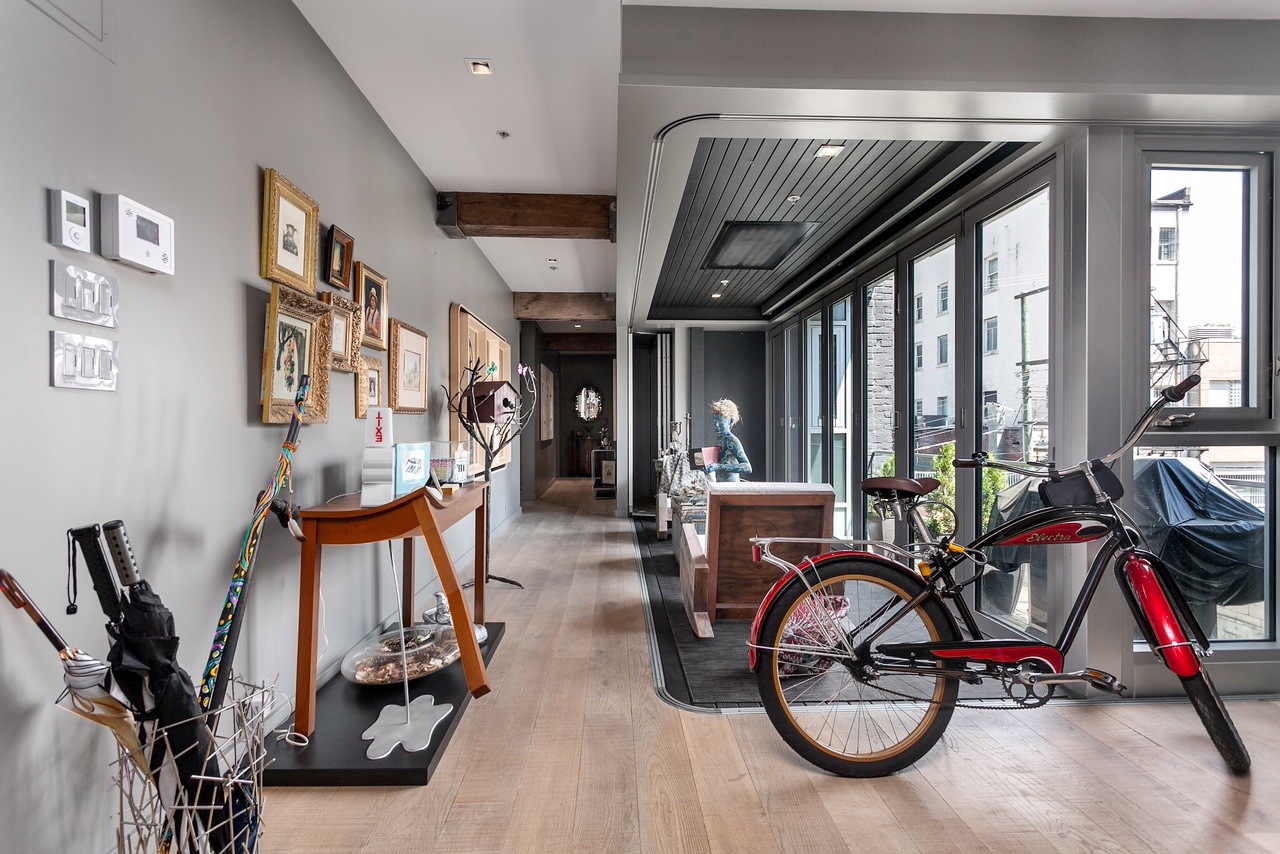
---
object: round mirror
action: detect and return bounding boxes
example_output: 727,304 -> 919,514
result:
575,385 -> 603,422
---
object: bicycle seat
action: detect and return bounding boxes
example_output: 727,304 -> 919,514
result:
861,476 -> 941,499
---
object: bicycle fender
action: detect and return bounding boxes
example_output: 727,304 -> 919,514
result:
747,550 -> 945,671
1121,553 -> 1200,678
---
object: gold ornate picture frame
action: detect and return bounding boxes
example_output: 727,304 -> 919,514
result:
260,169 -> 320,295
320,292 -> 360,373
355,261 -> 389,351
357,353 -> 383,418
389,318 -> 428,414
261,283 -> 331,424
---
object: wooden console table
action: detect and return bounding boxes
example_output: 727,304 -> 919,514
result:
294,483 -> 491,736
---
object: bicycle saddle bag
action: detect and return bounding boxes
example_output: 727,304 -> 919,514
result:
1038,460 -> 1124,507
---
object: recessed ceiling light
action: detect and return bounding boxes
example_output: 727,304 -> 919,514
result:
496,130 -> 511,139
574,324 -> 582,328
786,195 -> 802,204
466,58 -> 493,75
815,144 -> 845,158
719,279 -> 730,285
711,293 -> 722,299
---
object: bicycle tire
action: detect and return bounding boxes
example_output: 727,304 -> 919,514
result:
1179,668 -> 1251,775
755,558 -> 960,777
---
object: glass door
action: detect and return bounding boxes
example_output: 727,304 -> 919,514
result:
909,237 -> 956,539
805,308 -> 826,484
829,295 -> 854,536
971,187 -> 1053,639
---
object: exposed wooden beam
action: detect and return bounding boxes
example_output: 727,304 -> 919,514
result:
513,292 -> 616,323
437,192 -> 616,241
544,333 -> 615,354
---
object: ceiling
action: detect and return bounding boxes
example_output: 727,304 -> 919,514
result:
293,1 -> 1280,331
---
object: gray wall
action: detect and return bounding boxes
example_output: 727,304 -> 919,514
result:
0,2 -> 517,850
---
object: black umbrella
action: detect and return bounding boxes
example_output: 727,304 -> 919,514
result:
101,522 -> 231,852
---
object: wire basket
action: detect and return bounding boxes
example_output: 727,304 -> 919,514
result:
113,680 -> 277,854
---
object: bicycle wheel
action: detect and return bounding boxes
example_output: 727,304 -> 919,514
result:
1180,669 -> 1251,775
755,558 -> 960,777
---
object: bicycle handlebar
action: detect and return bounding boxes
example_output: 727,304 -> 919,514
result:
958,375 -> 1200,478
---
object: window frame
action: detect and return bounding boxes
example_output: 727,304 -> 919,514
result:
937,282 -> 950,314
983,316 -> 999,353
984,255 -> 999,291
1136,142 -> 1276,434
937,333 -> 949,366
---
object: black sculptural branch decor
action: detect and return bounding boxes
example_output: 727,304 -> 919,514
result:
443,359 -> 537,587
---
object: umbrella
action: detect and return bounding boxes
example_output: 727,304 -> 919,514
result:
0,569 -> 147,775
101,523 -> 230,853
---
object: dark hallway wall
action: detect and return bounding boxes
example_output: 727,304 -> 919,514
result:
557,354 -> 615,476
520,322 -> 560,500
692,330 -> 767,479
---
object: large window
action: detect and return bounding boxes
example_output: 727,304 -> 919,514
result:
1146,154 -> 1270,421
1133,446 -> 1271,642
863,273 -> 896,535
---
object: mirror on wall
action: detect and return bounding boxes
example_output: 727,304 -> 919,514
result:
575,385 -> 603,422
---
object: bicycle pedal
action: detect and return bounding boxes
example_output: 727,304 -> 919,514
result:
1082,668 -> 1125,693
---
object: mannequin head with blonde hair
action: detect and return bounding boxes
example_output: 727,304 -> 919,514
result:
709,398 -> 740,426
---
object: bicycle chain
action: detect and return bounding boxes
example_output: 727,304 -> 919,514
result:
848,669 -> 1052,711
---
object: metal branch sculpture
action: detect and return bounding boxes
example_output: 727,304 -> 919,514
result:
443,359 -> 537,587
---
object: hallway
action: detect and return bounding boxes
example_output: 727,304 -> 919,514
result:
265,479 -> 1280,853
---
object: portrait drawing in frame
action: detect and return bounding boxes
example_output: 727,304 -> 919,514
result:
357,354 -> 384,419
355,261 -> 389,350
260,169 -> 320,295
389,318 -> 428,414
320,292 -> 360,373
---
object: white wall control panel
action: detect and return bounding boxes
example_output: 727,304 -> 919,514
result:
49,189 -> 93,253
51,263 -> 120,327
52,330 -> 118,391
100,193 -> 175,275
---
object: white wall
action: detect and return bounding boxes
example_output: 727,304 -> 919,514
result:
0,2 -> 517,849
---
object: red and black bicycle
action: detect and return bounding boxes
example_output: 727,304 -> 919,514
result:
749,374 -> 1250,777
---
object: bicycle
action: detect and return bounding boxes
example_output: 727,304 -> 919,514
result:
748,374 -> 1251,777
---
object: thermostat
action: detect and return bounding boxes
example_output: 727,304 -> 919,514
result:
101,193 -> 175,275
49,189 -> 93,253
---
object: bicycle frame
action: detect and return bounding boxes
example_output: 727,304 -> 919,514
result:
749,496 -> 1210,692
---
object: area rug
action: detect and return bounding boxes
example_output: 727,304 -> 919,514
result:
634,517 -> 761,710
634,518 -> 1011,712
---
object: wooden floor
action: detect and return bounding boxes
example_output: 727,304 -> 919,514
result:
265,479 -> 1280,853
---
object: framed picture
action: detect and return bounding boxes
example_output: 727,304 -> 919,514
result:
357,354 -> 383,418
260,169 -> 320,295
389,318 -> 428,414
355,262 -> 389,350
326,225 -> 354,290
320,292 -> 360,373
261,283 -> 331,424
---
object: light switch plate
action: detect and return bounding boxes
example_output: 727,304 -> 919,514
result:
51,263 -> 119,327
51,330 -> 118,391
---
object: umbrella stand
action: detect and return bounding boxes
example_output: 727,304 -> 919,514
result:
360,542 -> 454,761
198,376 -> 310,715
0,569 -> 148,776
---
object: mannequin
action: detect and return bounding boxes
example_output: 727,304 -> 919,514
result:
705,398 -> 752,482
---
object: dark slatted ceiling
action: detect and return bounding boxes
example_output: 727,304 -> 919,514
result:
650,137 -> 952,315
